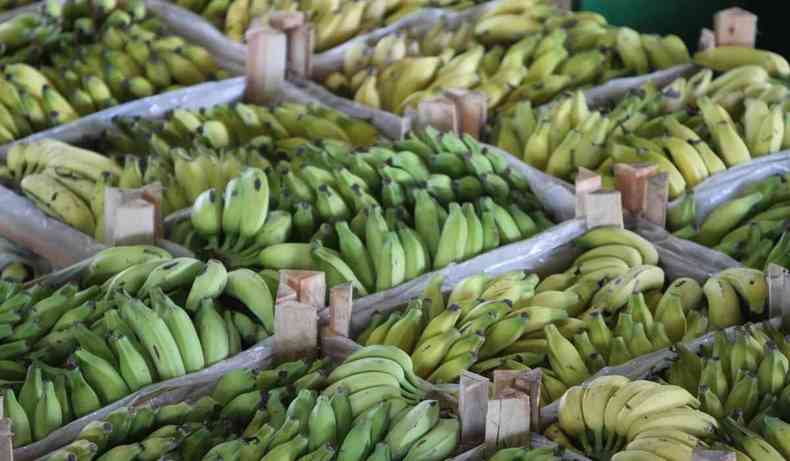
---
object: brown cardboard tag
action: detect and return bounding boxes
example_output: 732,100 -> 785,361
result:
485,397 -> 531,455
575,167 -> 603,218
416,97 -> 459,134
277,270 -> 326,308
273,270 -> 326,361
493,369 -> 542,431
445,90 -> 487,139
459,371 -> 490,449
583,191 -> 624,229
699,28 -> 717,50
714,7 -> 757,48
327,282 -> 353,337
273,300 -> 318,361
245,27 -> 287,104
268,12 -> 313,79
644,172 -> 669,227
614,163 -> 657,214
0,397 -> 11,461
767,264 -> 790,330
103,184 -> 163,245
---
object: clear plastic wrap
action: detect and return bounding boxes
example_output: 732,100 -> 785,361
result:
667,151 -> 790,225
0,236 -> 51,276
451,435 -> 594,461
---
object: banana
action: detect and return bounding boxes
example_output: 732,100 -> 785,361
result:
184,259 -> 228,312
545,323 -> 589,386
403,417 -> 459,461
73,348 -> 130,405
223,268 -> 274,332
695,47 -> 790,77
575,227 -> 658,266
151,288 -> 206,373
117,293 -> 186,380
138,257 -> 204,298
84,246 -> 172,286
108,334 -> 153,392
718,267 -> 767,315
591,265 -> 665,313
21,174 -> 96,236
4,389 -> 32,446
194,299 -> 230,365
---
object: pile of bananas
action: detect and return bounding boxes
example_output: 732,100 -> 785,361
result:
662,324 -> 790,460
27,345 -> 460,461
0,0 -> 224,143
177,0 -> 436,50
665,325 -> 790,425
537,264 -> 768,404
323,0 -> 691,114
0,245 -> 280,445
492,62 -> 790,194
668,175 -> 790,270
177,129 -> 551,292
353,226 -> 766,398
551,375 -> 717,460
1,102 -> 383,238
715,416 -> 790,461
358,271 -> 549,383
485,447 -> 562,461
35,357 -> 335,459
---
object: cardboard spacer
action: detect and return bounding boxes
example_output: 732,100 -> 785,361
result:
444,90 -> 488,139
714,7 -> 757,48
767,264 -> 790,330
699,28 -> 717,50
459,371 -> 490,449
575,167 -> 603,218
103,183 -> 163,246
245,26 -> 287,104
272,270 -> 325,361
416,96 -> 459,134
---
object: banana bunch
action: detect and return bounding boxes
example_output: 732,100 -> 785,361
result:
196,345 -> 458,461
695,46 -> 790,78
492,65 -> 790,195
177,129 -> 550,292
486,447 -> 562,461
323,0 -> 690,114
31,345 -> 459,460
177,0 -> 482,49
0,245 -> 281,446
359,271 -> 563,383
551,375 -> 717,460
358,226 -> 655,385
0,0 -> 224,144
31,357 -> 328,458
97,101 -> 382,159
3,139 -> 123,236
712,415 -> 790,461
354,226 -> 764,398
668,175 -> 790,270
664,324 -> 790,428
537,263 -> 765,403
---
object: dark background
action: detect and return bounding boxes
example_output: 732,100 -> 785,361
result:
577,1 -> 787,56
